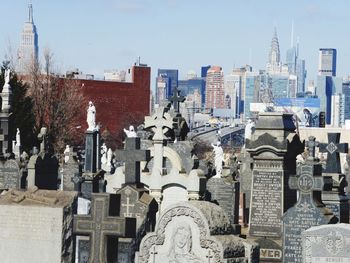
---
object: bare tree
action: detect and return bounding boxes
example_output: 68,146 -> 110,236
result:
26,49 -> 85,154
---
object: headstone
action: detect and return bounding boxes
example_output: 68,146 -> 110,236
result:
283,136 -> 337,263
319,132 -> 350,222
62,147 -> 81,191
168,87 -> 185,113
206,176 -> 240,227
35,153 -> 59,190
116,185 -> 158,262
246,112 -> 304,262
115,137 -> 150,185
302,223 -> 350,263
73,193 -> 137,263
0,187 -> 77,263
319,133 -> 348,174
0,159 -> 21,190
238,149 -> 253,226
136,201 -> 259,262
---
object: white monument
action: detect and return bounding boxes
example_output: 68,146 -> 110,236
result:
15,128 -> 21,146
211,141 -> 224,178
123,125 -> 137,138
244,119 -> 255,141
64,145 -> 70,163
86,101 -> 96,131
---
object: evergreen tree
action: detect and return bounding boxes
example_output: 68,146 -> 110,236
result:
1,61 -> 37,153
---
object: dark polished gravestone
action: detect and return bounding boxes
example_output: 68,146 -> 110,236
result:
0,159 -> 21,190
206,176 -> 240,229
73,193 -> 137,263
283,136 -> 338,263
319,132 -> 350,223
319,133 -> 348,174
115,137 -> 150,186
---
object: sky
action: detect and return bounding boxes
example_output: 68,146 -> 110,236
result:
1,0 -> 350,83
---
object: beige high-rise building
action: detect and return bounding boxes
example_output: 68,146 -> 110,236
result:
17,3 -> 39,73
205,66 -> 225,109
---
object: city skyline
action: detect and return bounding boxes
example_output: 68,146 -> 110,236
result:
0,0 -> 349,82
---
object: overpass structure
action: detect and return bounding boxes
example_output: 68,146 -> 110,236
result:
189,126 -> 245,148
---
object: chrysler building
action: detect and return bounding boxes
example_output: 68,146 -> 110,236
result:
266,28 -> 281,74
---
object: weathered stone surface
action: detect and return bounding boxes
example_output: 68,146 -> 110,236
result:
136,201 -> 259,263
0,159 -> 21,190
283,137 -> 337,263
115,137 -> 150,185
206,177 -> 239,226
31,153 -> 59,190
246,112 -> 304,262
62,150 -> 81,191
0,188 -> 77,263
73,193 -> 136,263
302,224 -> 350,263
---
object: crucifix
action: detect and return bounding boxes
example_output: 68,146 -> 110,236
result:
168,87 -> 185,113
115,137 -> 150,185
319,133 -> 348,174
73,193 -> 136,263
150,246 -> 158,263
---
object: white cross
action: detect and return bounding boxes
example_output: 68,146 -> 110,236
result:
122,197 -> 135,217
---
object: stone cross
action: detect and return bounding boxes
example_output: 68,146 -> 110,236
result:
289,165 -> 325,216
150,246 -> 158,263
144,107 -> 173,140
168,87 -> 185,113
71,172 -> 85,192
115,137 -> 150,185
37,127 -> 47,153
121,196 -> 134,217
319,133 -> 349,174
206,249 -> 214,263
73,194 -> 136,263
306,135 -> 318,159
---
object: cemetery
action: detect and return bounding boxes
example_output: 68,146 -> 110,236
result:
1,69 -> 350,263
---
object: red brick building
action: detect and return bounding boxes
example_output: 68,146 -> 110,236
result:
76,66 -> 150,137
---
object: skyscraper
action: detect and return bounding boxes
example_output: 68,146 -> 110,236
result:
157,69 -> 178,97
17,3 -> 39,73
318,48 -> 337,77
205,66 -> 225,109
266,28 -> 281,74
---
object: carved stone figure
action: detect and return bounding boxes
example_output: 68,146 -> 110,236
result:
211,141 -> 224,178
101,143 -> 107,164
107,148 -> 113,168
15,128 -> 21,147
123,125 -> 137,138
168,223 -> 201,263
64,145 -> 70,163
86,101 -> 96,131
244,119 -> 255,141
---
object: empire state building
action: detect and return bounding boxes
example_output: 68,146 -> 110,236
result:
17,3 -> 39,73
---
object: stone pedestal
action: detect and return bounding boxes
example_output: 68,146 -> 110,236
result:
0,112 -> 12,155
84,130 -> 98,173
